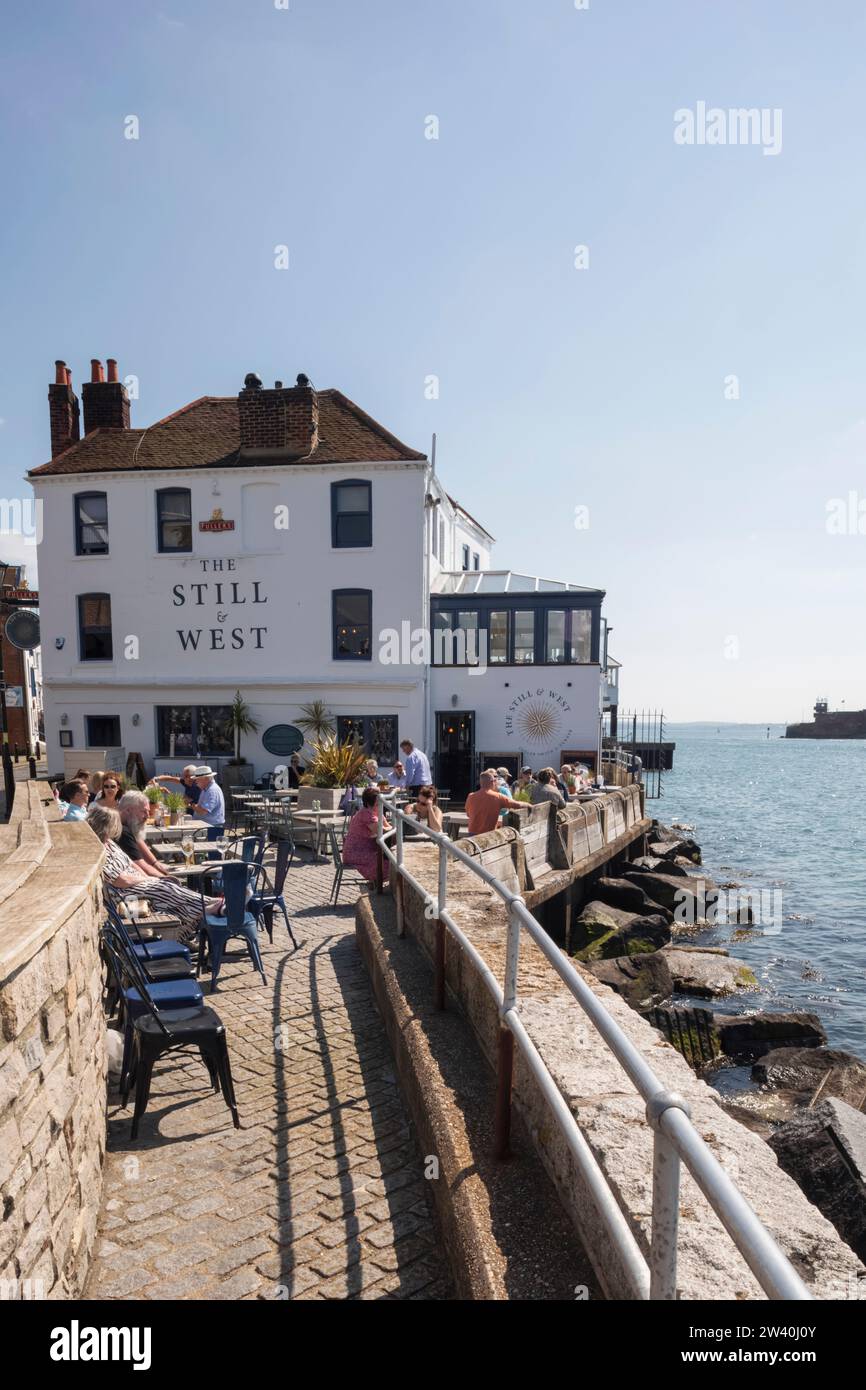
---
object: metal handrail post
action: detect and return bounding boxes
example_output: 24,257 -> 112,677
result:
494,900 -> 522,1161
647,1091 -> 689,1299
434,840 -> 447,1011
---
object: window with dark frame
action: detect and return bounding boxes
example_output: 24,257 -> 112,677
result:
430,602 -> 598,666
156,488 -> 192,553
85,715 -> 121,747
78,594 -> 113,661
74,493 -> 109,556
331,480 -> 372,548
155,705 -> 233,757
333,589 -> 372,659
472,552 -> 480,570
461,544 -> 470,571
336,715 -> 398,765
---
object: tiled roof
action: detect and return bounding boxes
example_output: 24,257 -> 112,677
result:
29,390 -> 427,476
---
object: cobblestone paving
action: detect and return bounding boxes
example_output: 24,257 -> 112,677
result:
86,858 -> 451,1300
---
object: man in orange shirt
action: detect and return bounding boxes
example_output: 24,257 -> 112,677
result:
465,770 -> 525,835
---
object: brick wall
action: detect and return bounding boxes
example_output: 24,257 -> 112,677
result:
0,787 -> 106,1299
238,382 -> 318,456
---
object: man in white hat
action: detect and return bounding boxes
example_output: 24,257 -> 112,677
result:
190,765 -> 225,841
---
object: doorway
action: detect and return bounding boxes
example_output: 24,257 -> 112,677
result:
435,710 -> 475,800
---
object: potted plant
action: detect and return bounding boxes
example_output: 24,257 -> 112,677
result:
165,790 -> 186,826
294,699 -> 336,757
222,691 -> 259,791
296,738 -> 368,811
144,785 -> 164,821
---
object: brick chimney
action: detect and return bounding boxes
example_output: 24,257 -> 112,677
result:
81,357 -> 131,435
238,372 -> 318,457
48,360 -> 81,458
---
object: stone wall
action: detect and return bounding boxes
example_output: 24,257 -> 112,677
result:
0,782 -> 106,1299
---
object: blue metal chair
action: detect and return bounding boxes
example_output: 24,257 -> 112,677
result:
104,895 -> 192,966
248,840 -> 297,947
196,861 -> 266,989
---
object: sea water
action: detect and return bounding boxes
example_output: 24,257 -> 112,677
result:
661,723 -> 866,1059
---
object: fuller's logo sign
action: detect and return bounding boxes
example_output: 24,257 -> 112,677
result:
198,507 -> 235,533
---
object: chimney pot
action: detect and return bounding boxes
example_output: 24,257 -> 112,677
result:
106,358 -> 119,383
65,367 -> 73,387
90,359 -> 105,383
55,360 -> 67,385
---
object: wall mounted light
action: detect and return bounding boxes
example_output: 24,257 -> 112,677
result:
131,713 -> 141,727
55,637 -> 65,650
60,713 -> 68,726
451,693 -> 458,707
504,682 -> 510,689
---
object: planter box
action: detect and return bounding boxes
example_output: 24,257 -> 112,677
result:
296,786 -> 344,811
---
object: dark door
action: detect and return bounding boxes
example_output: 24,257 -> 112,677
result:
435,711 -> 475,800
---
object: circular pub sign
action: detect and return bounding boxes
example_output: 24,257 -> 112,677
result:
261,724 -> 305,758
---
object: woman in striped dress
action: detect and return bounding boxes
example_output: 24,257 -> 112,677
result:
87,804 -> 222,937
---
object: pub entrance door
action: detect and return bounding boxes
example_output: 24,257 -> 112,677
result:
435,711 -> 475,801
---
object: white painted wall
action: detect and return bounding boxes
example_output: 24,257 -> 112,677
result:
430,663 -> 602,772
33,461 -> 431,772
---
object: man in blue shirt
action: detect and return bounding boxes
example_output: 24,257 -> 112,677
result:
400,740 -> 431,793
387,760 -> 407,788
191,766 -> 225,840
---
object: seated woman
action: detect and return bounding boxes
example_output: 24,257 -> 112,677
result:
61,780 -> 90,821
342,787 -> 390,886
87,803 -> 222,941
96,773 -> 125,809
406,784 -> 443,833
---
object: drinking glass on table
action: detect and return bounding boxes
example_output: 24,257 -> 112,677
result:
181,834 -> 194,867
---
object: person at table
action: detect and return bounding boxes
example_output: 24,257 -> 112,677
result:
512,767 -> 534,802
399,739 -> 431,794
61,780 -> 90,821
288,754 -> 305,789
87,804 -> 223,942
189,766 -> 225,840
530,768 -> 566,809
151,764 -> 201,806
465,771 -> 525,836
96,773 -> 125,809
342,787 -> 391,886
117,790 -> 171,878
386,761 -> 406,789
363,758 -> 381,784
406,785 -> 443,833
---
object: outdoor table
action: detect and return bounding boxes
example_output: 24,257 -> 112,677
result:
272,789 -> 299,798
168,859 -> 234,880
144,820 -> 207,842
292,809 -> 343,858
443,811 -> 469,840
152,839 -> 231,861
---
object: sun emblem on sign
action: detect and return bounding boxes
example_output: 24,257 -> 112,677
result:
516,700 -> 561,746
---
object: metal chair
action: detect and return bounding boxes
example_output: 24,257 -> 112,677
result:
327,826 -> 368,905
248,840 -> 297,947
196,861 -> 266,989
100,927 -> 239,1139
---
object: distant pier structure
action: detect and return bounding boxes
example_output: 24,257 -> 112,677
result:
785,697 -> 866,739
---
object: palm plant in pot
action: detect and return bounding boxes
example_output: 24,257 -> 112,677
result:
294,700 -> 336,756
144,785 -> 165,821
165,790 -> 186,826
225,691 -> 260,764
297,738 -> 368,811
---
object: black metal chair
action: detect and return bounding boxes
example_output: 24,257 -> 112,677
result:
100,927 -> 240,1139
248,839 -> 297,946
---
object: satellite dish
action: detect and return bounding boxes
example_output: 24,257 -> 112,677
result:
4,609 -> 40,651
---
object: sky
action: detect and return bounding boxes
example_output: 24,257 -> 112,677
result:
1,0 -> 864,723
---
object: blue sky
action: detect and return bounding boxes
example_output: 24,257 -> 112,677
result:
1,1 -> 864,721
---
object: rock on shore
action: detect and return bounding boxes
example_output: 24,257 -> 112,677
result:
768,1099 -> 866,1262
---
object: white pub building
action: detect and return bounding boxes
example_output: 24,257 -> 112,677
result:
30,360 -> 620,797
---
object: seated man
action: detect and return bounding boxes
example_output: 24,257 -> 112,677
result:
387,761 -> 407,788
465,771 -> 524,836
61,780 -> 89,821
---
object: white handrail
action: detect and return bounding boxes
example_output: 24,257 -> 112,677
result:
375,795 -> 811,1302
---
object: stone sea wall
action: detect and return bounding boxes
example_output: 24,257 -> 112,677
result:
0,783 -> 106,1298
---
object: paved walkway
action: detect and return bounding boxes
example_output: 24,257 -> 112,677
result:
86,859 -> 451,1300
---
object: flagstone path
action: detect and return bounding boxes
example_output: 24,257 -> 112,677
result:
85,859 -> 451,1301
